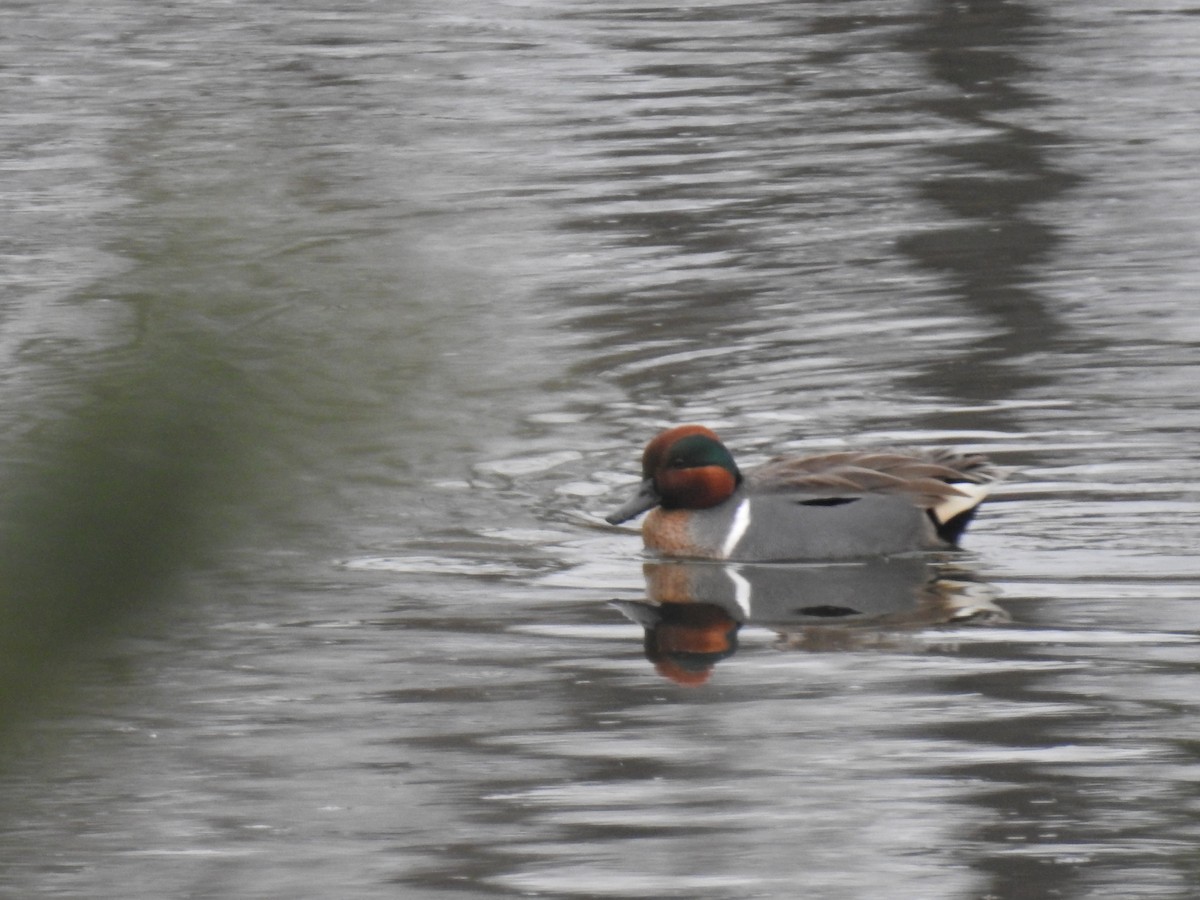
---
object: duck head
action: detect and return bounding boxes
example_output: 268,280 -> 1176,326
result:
606,425 -> 743,524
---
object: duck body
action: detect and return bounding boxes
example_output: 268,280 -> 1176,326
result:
606,425 -> 1000,562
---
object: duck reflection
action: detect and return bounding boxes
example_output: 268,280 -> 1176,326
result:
614,599 -> 741,687
614,558 -> 1008,684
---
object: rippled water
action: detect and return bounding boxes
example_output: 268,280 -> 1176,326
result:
2,1 -> 1199,898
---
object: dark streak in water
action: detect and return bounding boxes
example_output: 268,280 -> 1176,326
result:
895,1 -> 1088,414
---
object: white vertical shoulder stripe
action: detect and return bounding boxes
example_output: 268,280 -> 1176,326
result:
720,499 -> 751,560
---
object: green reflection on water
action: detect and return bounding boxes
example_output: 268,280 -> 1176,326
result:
0,345 -> 249,729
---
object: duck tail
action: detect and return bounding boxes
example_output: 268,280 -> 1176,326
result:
931,485 -> 990,545
930,466 -> 1011,545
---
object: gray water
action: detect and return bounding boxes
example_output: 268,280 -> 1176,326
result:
2,1 -> 1199,898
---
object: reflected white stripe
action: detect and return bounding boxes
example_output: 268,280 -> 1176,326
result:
724,567 -> 752,618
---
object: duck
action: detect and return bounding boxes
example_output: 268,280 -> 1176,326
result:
605,425 -> 1002,561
